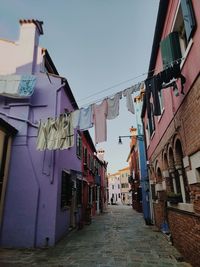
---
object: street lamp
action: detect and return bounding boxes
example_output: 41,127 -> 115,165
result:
118,135 -> 143,144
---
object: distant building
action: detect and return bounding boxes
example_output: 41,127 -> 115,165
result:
108,172 -> 122,205
118,167 -> 132,205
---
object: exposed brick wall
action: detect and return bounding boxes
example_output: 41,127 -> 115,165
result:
168,209 -> 200,267
150,76 -> 200,201
153,202 -> 165,228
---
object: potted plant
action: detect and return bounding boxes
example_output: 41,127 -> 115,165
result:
167,192 -> 182,204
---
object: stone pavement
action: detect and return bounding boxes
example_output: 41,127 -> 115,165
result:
0,205 -> 192,267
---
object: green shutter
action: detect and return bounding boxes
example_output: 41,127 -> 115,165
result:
181,0 -> 196,42
160,32 -> 182,69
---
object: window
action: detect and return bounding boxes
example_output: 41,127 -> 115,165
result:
145,124 -> 150,147
76,179 -> 82,205
158,90 -> 164,112
148,103 -> 155,137
112,185 -> 114,190
118,184 -> 120,189
118,193 -> 121,198
61,171 -> 73,208
83,147 -> 88,165
88,154 -> 91,170
76,133 -> 82,159
160,0 -> 196,68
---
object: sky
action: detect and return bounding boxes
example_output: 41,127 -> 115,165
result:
0,0 -> 159,174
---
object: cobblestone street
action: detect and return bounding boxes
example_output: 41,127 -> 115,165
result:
0,205 -> 192,267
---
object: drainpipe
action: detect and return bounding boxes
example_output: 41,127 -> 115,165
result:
32,80 -> 66,245
49,81 -> 66,185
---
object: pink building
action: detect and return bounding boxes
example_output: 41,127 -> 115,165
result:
142,1 -> 200,265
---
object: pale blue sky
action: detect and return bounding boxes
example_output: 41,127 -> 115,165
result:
0,0 -> 159,173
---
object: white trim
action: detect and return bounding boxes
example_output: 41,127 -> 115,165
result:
180,39 -> 193,69
171,0 -> 181,31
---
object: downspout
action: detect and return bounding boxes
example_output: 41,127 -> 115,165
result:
141,118 -> 154,224
32,80 -> 65,246
49,81 -> 66,185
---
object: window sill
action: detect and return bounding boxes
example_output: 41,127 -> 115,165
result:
167,202 -> 194,213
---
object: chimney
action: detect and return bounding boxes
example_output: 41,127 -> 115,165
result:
18,19 -> 43,74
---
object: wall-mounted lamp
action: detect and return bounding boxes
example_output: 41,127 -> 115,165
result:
118,135 -> 143,144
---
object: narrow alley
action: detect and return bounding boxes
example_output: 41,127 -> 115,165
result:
0,205 -> 191,267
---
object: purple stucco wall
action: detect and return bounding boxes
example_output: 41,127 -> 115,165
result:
0,73 -> 81,247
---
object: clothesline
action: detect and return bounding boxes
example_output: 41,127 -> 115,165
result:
36,56 -> 186,151
71,56 -> 185,109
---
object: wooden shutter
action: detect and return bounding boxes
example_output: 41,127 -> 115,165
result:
181,0 -> 196,41
160,32 -> 182,69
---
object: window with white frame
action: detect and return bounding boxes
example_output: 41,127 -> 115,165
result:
160,0 -> 196,68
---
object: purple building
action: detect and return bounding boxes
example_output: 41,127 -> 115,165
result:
0,20 -> 82,247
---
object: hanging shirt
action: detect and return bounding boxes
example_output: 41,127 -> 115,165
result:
71,109 -> 80,129
93,99 -> 108,144
59,113 -> 74,150
36,118 -> 52,151
36,120 -> 47,151
78,105 -> 93,130
47,118 -> 58,150
107,92 -> 122,120
123,86 -> 136,114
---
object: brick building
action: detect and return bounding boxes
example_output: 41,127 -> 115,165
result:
141,1 -> 200,266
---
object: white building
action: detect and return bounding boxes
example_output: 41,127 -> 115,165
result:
108,172 -> 122,205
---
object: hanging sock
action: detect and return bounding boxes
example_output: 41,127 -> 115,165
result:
93,99 -> 108,144
78,105 -> 93,130
107,92 -> 122,120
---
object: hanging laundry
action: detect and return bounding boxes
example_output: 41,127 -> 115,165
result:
159,61 -> 186,94
145,76 -> 162,116
71,109 -> 80,129
19,75 -> 36,97
93,99 -> 108,144
59,113 -> 74,150
0,74 -> 36,98
123,84 -> 140,114
36,114 -> 75,151
49,117 -> 63,150
107,92 -> 122,120
47,117 -> 58,150
36,119 -> 50,151
78,105 -> 93,130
